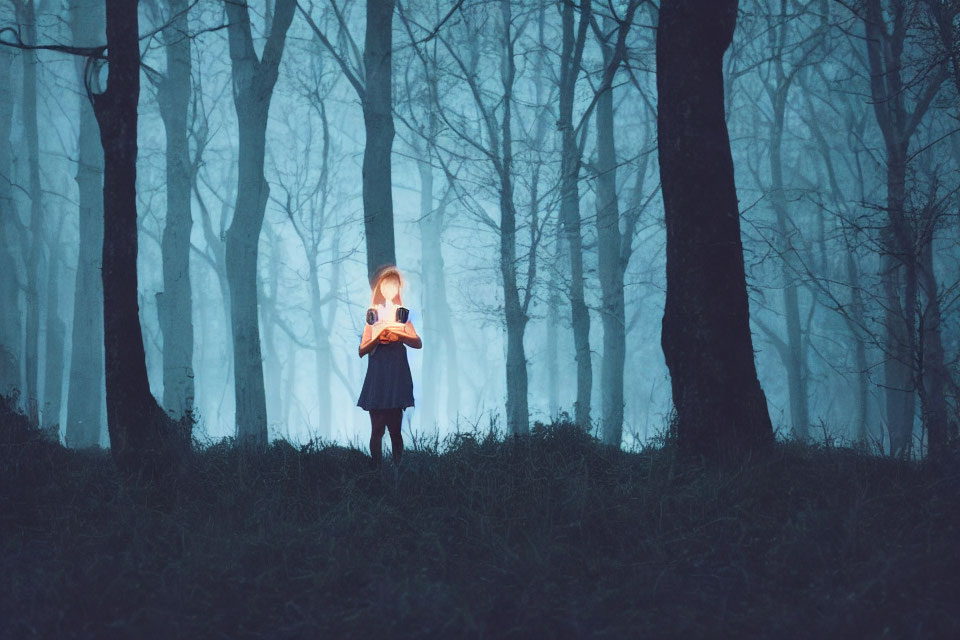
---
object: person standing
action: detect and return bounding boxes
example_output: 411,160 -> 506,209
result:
357,264 -> 422,476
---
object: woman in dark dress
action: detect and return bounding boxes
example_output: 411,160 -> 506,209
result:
357,264 -> 421,471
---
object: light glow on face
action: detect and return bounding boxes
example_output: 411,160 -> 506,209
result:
379,276 -> 400,304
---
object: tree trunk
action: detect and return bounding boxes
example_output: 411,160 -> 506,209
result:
546,222 -> 562,421
415,139 -> 458,433
0,46 -> 22,399
498,0 -> 529,435
845,248 -> 871,445
595,14 -> 625,447
20,0 -> 43,425
258,231 -> 282,439
656,0 -> 774,461
65,0 -> 106,448
558,0 -> 592,432
917,229 -> 950,457
881,156 -> 917,456
92,0 -> 180,473
194,161 -> 235,428
157,0 -> 195,420
223,0 -> 295,447
862,0 -> 945,457
416,157 -> 440,432
362,0 -> 397,279
42,231 -> 65,431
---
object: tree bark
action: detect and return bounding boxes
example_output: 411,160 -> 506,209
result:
657,0 -> 774,461
156,0 -> 195,420
223,0 -> 295,447
92,0 -> 181,473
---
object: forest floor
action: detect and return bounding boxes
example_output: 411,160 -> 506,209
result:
2,397 -> 959,639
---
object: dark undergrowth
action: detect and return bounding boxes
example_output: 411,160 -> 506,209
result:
2,396 -> 959,639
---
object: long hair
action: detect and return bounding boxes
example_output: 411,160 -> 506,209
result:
369,264 -> 405,308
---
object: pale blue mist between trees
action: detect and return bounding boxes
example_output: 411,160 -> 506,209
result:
0,0 -> 957,461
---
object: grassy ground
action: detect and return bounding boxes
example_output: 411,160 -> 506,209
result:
2,398 -> 959,639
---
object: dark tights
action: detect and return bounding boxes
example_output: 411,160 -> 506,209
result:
369,408 -> 404,468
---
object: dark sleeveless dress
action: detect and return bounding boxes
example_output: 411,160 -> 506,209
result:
356,339 -> 415,411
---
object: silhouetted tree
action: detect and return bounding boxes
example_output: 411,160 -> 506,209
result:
92,0 -> 183,473
656,0 -> 774,460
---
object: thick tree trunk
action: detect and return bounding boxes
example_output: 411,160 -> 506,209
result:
558,0 -> 592,432
362,0 -> 397,279
656,0 -> 774,461
65,0 -> 106,448
595,15 -> 625,447
223,0 -> 295,447
92,0 -> 180,472
226,112 -> 270,445
157,0 -> 195,420
0,47 -> 22,398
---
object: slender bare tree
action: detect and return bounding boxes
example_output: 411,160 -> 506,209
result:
222,0 -> 296,447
